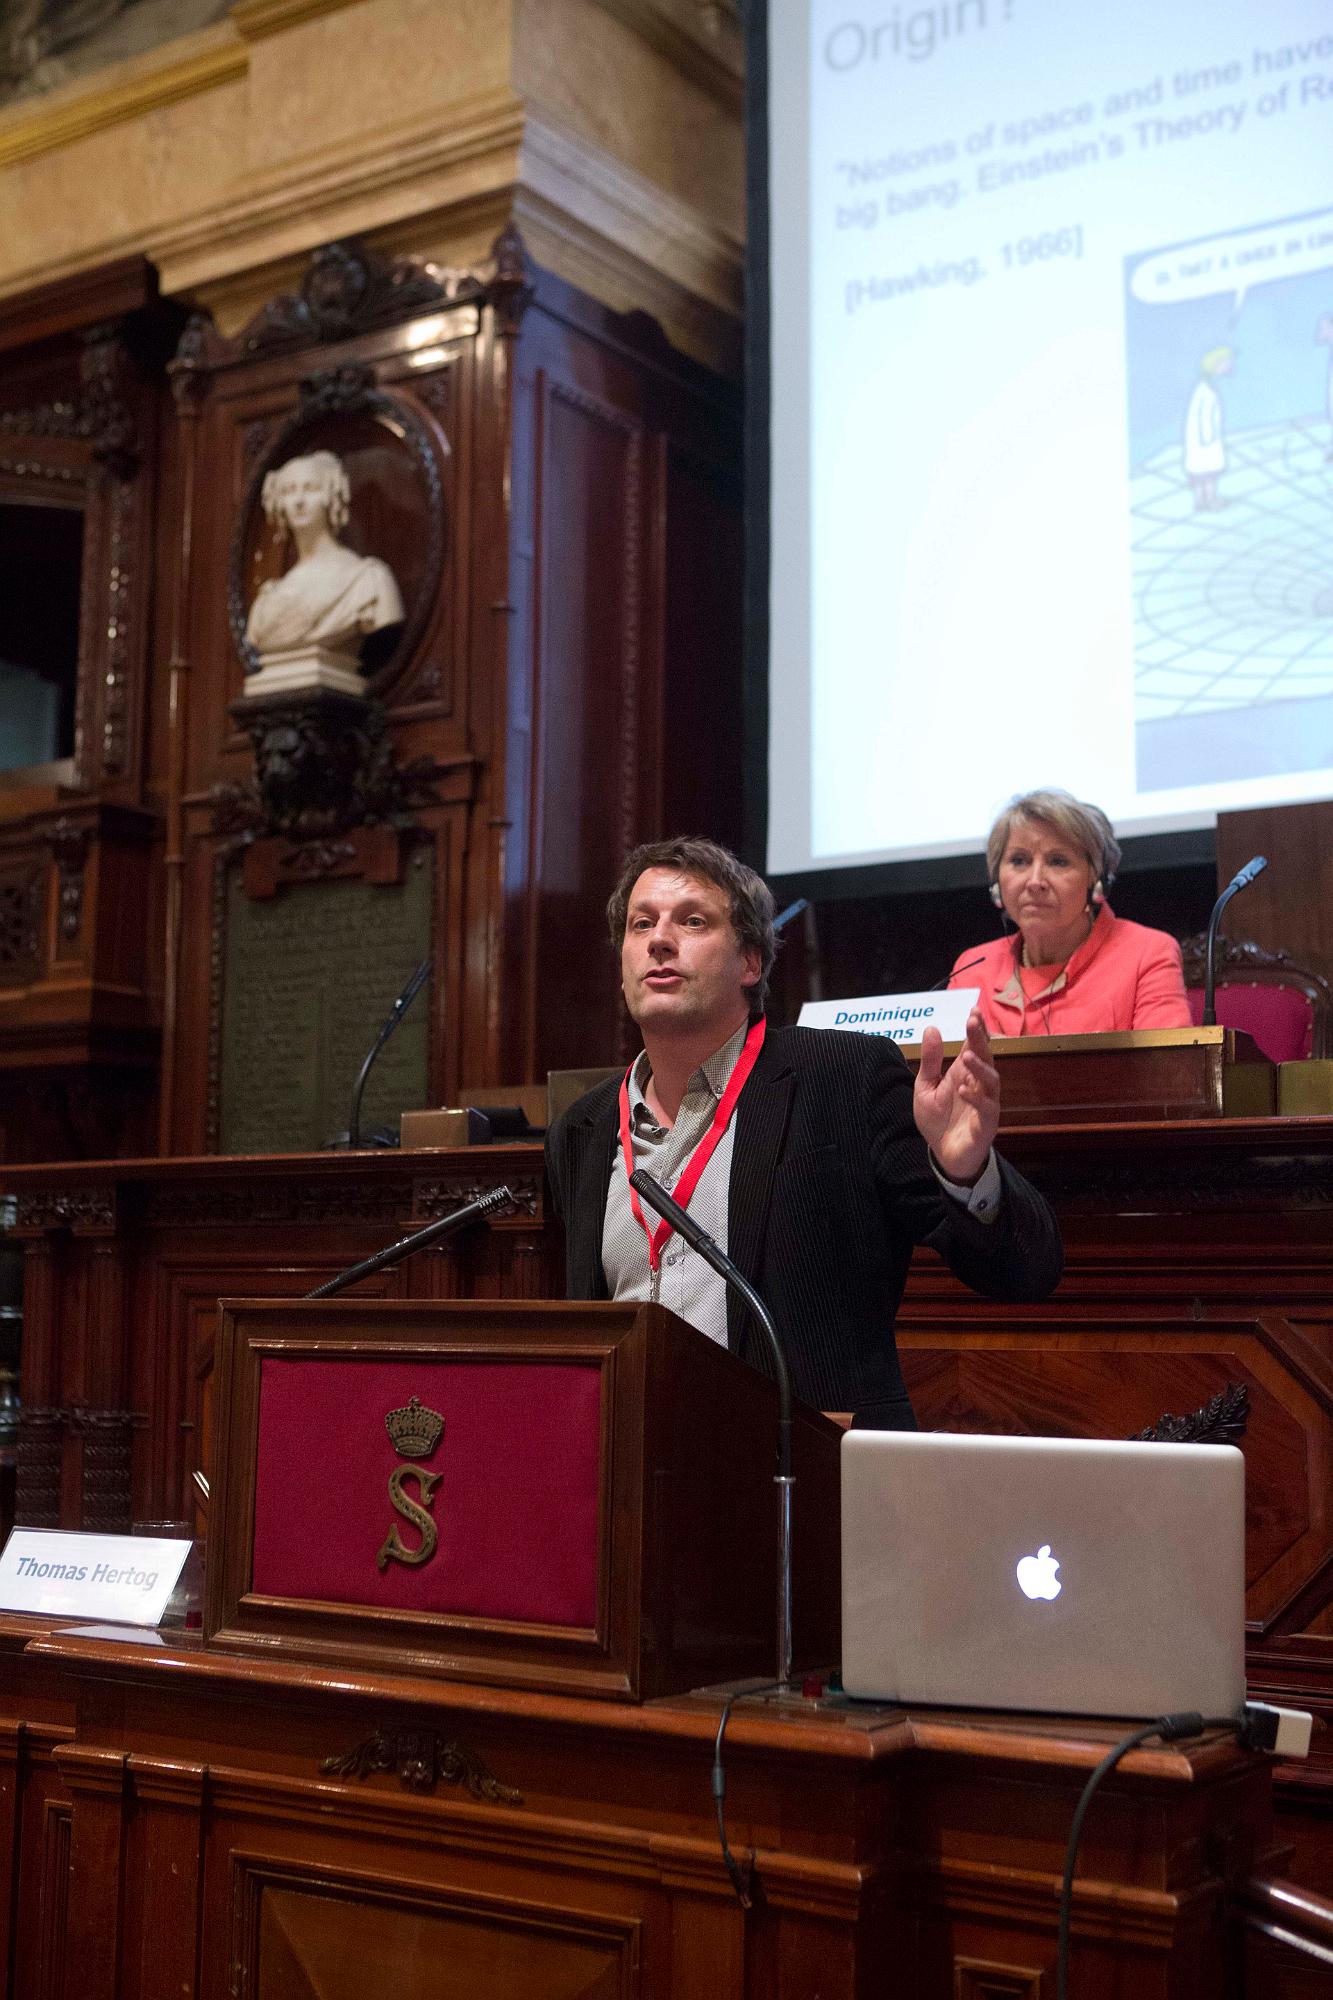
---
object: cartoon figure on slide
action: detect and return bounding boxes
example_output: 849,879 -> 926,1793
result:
1182,346 -> 1235,512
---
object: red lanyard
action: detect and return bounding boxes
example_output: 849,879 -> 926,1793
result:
618,1016 -> 766,1271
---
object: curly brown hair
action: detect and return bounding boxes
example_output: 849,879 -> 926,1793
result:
606,837 -> 777,1017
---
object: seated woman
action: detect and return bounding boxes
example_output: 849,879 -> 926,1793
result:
949,790 -> 1191,1036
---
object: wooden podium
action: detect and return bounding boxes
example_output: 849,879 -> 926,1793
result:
906,1025 -> 1275,1123
205,1298 -> 843,1701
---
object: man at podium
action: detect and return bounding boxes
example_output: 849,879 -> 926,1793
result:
546,838 -> 1062,1427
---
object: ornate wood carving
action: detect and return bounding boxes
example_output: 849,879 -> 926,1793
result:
99,480 -> 137,777
0,323 -> 141,475
487,222 -> 535,338
69,1409 -> 137,1533
0,314 -> 151,793
12,1188 -> 116,1232
211,692 -> 440,845
0,871 -> 43,983
142,1176 -> 420,1227
320,1726 -> 522,1801
77,325 -> 143,479
1180,933 -> 1304,976
234,241 -> 485,358
46,820 -> 90,945
1133,1382 -> 1250,1446
413,1176 -> 540,1221
15,1407 -> 63,1529
167,312 -> 211,416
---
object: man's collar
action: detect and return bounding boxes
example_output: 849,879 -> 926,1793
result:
629,1020 -> 751,1119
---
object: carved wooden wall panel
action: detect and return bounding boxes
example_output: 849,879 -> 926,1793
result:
0,265 -> 176,1160
1216,801 -> 1333,995
496,278 -> 740,1085
0,1719 -> 76,2000
158,237 -> 742,1148
230,1857 -> 642,2000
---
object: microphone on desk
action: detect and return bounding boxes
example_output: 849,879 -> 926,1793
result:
325,957 -> 433,1150
627,1168 -> 797,1690
306,1184 -> 514,1298
1202,857 -> 1267,1027
927,954 -> 987,993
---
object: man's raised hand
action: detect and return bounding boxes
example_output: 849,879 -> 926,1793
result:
913,1008 -> 1000,1185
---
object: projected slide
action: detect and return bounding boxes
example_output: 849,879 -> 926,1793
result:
767,0 -> 1333,874
1126,217 -> 1333,789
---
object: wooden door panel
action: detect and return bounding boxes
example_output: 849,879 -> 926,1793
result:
233,1859 -> 640,2000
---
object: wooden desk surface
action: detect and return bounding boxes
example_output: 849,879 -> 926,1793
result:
0,1615 -> 1274,2000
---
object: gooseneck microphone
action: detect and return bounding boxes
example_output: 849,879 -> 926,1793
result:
928,953 -> 987,993
1202,856 -> 1267,1027
627,1167 -> 796,1690
327,957 -> 433,1149
772,897 -> 809,934
306,1185 -> 513,1298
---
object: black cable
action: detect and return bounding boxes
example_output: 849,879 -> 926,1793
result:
1056,1711 -> 1239,2000
712,1699 -> 753,1908
711,1686 -> 787,1909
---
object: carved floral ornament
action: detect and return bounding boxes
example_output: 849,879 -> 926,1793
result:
0,321 -> 142,477
171,229 -> 532,383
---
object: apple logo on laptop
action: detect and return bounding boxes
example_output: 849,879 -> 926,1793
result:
1016,1544 -> 1061,1601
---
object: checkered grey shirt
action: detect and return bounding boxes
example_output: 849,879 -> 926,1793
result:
600,1023 -> 748,1347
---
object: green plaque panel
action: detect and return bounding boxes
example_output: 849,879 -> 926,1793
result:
219,852 -> 433,1154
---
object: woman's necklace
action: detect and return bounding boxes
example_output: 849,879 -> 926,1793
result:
1019,912 -> 1095,1034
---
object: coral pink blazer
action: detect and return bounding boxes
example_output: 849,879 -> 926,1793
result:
949,907 -> 1191,1037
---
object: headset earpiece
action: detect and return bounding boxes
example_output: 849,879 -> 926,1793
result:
989,881 -> 1004,909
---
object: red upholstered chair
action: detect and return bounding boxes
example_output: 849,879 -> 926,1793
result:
1179,934 -> 1333,1063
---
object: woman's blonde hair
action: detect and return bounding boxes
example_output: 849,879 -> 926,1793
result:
985,789 -> 1121,888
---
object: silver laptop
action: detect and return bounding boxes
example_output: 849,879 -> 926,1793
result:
841,1431 -> 1246,1720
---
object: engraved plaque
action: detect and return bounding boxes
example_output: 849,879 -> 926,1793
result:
219,852 -> 432,1154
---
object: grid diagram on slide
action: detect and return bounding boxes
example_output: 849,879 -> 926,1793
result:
1130,415 -> 1333,752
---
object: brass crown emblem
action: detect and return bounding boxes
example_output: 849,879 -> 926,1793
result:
384,1396 -> 444,1460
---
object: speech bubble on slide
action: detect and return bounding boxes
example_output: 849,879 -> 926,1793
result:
1130,210 -> 1333,316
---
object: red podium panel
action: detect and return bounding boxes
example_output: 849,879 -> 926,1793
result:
206,1298 -> 842,1700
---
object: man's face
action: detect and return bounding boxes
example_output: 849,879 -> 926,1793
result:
620,868 -> 760,1040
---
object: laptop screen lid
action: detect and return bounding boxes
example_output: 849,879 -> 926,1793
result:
841,1430 -> 1246,1721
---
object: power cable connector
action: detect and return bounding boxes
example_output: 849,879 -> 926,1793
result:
1240,1701 -> 1314,1758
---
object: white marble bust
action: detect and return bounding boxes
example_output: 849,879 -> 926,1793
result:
245,451 -> 404,684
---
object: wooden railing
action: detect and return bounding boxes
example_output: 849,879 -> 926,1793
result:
1240,1876 -> 1333,1995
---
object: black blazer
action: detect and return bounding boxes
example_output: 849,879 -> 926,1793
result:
545,1024 -> 1063,1421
